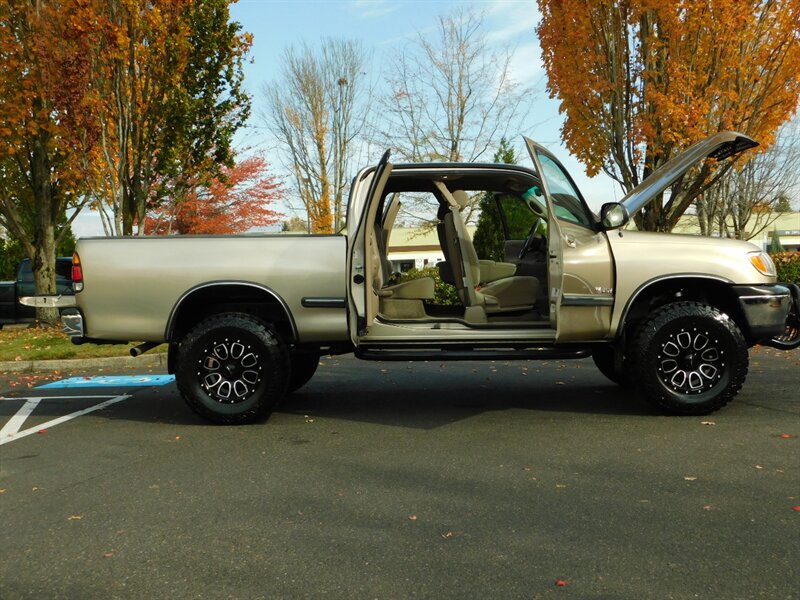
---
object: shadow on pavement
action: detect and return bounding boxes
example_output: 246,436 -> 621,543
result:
0,357 -> 658,431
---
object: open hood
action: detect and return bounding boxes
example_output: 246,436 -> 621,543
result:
620,131 -> 758,215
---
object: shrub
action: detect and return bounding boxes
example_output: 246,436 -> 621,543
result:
400,266 -> 460,305
770,252 -> 800,285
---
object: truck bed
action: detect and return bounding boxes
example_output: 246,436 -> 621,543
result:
74,234 -> 350,343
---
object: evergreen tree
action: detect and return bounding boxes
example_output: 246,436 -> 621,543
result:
473,139 -> 516,261
769,229 -> 785,253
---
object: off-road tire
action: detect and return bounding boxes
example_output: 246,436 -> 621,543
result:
630,301 -> 748,415
288,351 -> 320,393
176,313 -> 289,424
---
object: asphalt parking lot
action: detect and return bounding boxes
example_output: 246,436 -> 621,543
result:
1,349 -> 798,600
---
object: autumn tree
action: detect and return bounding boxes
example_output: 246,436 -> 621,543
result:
265,39 -> 370,233
379,8 -> 527,224
0,0 -> 109,323
538,0 -> 800,232
144,155 -> 283,235
91,0 -> 251,236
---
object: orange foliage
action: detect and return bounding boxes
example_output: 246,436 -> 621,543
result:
0,0 -> 113,189
144,155 -> 284,235
538,0 -> 800,230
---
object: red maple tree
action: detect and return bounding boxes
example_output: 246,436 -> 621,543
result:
145,155 -> 284,235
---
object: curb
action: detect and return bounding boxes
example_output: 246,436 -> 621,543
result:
0,353 -> 168,374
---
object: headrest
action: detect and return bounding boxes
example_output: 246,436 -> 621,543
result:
452,190 -> 469,210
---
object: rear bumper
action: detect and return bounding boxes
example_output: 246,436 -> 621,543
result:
733,284 -> 796,347
61,308 -> 84,338
19,294 -> 77,309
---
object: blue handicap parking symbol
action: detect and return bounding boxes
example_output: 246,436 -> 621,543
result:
38,375 -> 176,389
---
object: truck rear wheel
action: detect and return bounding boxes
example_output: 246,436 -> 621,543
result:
175,313 -> 289,424
630,301 -> 748,415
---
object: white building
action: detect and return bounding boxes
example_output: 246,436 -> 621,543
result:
386,226 -> 476,273
673,212 -> 800,252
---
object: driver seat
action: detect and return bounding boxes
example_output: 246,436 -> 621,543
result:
437,185 -> 540,318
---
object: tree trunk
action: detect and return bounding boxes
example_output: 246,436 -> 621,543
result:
30,135 -> 60,325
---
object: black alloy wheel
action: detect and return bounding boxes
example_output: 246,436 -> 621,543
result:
176,313 -> 289,424
630,302 -> 748,415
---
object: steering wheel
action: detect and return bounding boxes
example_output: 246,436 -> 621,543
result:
518,217 -> 545,260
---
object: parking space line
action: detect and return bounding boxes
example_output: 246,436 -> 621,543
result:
0,398 -> 42,441
0,394 -> 130,446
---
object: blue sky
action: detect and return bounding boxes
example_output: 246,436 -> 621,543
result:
73,0 -> 619,236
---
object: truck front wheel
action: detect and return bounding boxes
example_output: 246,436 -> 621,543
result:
630,302 -> 748,415
175,313 -> 289,425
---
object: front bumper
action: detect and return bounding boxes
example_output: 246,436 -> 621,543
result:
762,284 -> 800,350
733,284 -> 800,349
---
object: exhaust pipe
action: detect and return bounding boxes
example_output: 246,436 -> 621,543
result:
130,342 -> 159,357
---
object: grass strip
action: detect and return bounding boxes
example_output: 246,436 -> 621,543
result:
0,325 -> 163,362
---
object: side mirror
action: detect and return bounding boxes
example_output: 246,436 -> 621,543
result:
600,202 -> 629,230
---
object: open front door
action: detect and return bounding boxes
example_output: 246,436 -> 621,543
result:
347,150 -> 393,342
524,137 -> 615,342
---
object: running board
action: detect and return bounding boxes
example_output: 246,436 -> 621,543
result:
355,347 -> 590,362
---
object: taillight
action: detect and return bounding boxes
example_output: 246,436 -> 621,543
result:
72,252 -> 84,292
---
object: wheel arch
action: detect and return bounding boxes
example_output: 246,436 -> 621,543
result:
166,281 -> 298,347
618,275 -> 752,343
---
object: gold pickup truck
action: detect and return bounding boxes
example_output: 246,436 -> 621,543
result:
25,132 -> 799,424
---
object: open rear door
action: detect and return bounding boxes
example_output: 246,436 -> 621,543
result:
347,150 -> 393,342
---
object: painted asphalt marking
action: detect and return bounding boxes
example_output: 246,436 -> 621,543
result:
0,394 -> 130,446
0,398 -> 42,441
1,374 -> 173,445
37,375 -> 175,389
